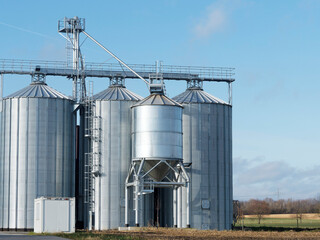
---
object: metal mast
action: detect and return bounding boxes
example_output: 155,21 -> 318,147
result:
58,16 -> 86,102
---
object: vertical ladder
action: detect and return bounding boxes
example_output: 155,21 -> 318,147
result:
84,80 -> 93,210
84,81 -> 101,219
66,33 -> 73,68
85,81 -> 101,176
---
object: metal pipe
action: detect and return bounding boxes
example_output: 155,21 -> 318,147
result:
143,182 -> 185,186
89,211 -> 92,230
126,182 -> 135,187
186,182 -> 190,228
82,31 -> 149,86
134,179 -> 139,227
125,164 -> 135,227
173,187 -> 177,228
96,176 -> 100,230
137,159 -> 145,176
125,164 -> 134,183
178,177 -> 182,228
180,164 -> 190,183
125,186 -> 129,227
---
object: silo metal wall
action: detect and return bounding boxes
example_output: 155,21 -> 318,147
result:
94,100 -> 137,230
132,105 -> 183,160
0,97 -> 75,230
177,103 -> 232,230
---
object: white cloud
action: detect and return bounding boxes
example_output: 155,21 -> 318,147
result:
233,157 -> 320,200
193,6 -> 226,38
237,160 -> 294,185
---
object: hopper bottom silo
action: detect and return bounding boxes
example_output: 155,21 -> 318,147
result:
125,93 -> 190,228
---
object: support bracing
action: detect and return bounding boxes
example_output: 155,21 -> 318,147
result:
125,159 -> 190,228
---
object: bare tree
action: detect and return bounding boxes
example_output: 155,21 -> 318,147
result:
292,200 -> 303,227
233,200 -> 244,229
233,200 -> 240,225
316,194 -> 320,218
248,199 -> 270,224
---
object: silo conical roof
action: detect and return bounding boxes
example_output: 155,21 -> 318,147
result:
5,82 -> 71,99
173,88 -> 228,105
93,85 -> 142,101
133,93 -> 182,107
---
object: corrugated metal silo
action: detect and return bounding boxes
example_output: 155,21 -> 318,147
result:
0,81 -> 75,231
173,86 -> 232,230
131,93 -> 183,227
93,82 -> 142,230
132,94 -> 183,180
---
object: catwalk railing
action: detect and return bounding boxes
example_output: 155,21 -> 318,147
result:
0,59 -> 235,82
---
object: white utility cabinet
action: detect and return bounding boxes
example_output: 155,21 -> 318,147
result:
34,197 -> 75,233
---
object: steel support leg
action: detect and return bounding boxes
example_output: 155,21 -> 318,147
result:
177,180 -> 182,228
173,187 -> 177,228
186,182 -> 191,228
125,186 -> 129,227
88,211 -> 92,230
135,180 -> 140,227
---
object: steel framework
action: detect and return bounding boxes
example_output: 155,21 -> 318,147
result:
125,159 -> 190,227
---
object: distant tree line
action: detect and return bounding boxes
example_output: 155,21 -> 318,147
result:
240,198 -> 320,215
233,198 -> 320,226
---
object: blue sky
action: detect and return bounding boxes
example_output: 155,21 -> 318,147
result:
1,0 -> 320,200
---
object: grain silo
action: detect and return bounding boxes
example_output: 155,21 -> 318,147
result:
173,84 -> 232,230
93,80 -> 142,230
126,88 -> 189,227
0,78 -> 75,231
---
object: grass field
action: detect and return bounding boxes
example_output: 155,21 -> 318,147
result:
234,217 -> 320,228
234,214 -> 320,228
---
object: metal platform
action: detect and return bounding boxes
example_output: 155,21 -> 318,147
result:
0,59 -> 235,82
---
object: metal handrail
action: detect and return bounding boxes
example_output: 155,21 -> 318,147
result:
0,59 -> 234,80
